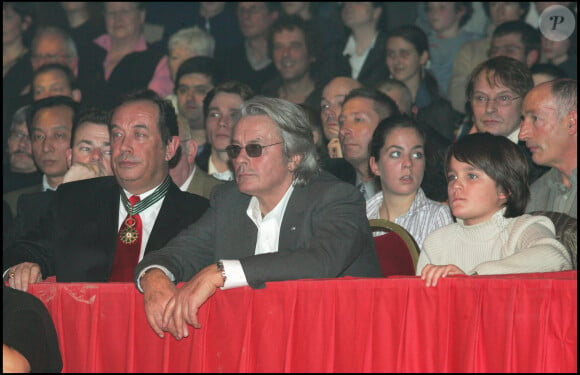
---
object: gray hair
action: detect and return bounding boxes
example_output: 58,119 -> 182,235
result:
550,78 -> 577,120
11,105 -> 31,131
235,96 -> 320,186
168,26 -> 215,57
32,26 -> 78,59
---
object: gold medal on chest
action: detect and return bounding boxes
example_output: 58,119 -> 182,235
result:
119,216 -> 139,244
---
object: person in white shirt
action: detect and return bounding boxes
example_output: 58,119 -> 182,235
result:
366,114 -> 453,250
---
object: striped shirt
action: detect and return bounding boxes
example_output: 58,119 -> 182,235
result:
366,188 -> 454,250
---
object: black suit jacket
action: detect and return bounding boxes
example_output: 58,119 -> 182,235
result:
8,190 -> 56,247
331,31 -> 389,88
135,171 -> 381,289
3,176 -> 209,282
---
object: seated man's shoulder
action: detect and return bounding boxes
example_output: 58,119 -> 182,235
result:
300,171 -> 360,199
57,175 -> 117,195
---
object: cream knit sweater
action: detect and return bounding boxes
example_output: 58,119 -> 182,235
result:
416,208 -> 573,275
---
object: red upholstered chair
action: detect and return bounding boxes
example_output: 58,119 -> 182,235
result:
369,219 -> 420,277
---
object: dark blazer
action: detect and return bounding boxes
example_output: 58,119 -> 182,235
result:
321,157 -> 357,185
136,171 -> 382,288
9,190 -> 56,246
3,176 -> 209,282
331,31 -> 389,88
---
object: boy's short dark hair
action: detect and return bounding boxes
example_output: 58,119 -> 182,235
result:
445,132 -> 530,217
492,20 -> 541,56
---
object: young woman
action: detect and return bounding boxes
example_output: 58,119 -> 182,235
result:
417,133 -> 572,286
196,81 -> 254,181
385,25 -> 439,109
366,114 -> 453,250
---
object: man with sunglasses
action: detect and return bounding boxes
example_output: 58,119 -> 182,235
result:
136,96 -> 381,340
464,56 -> 548,183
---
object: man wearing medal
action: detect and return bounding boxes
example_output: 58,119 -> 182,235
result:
4,90 -> 210,291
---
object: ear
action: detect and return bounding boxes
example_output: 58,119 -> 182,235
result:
526,49 -> 540,67
373,5 -> 383,23
186,138 -> 198,162
566,110 -> 577,135
312,130 -> 320,145
66,148 -> 73,169
164,136 -> 180,161
21,15 -> 32,32
411,105 -> 419,117
497,187 -> 510,202
72,89 -> 82,103
287,154 -> 302,172
369,156 -> 380,177
139,8 -> 146,24
419,50 -> 429,66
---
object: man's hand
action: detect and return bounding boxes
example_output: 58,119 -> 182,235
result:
420,264 -> 465,287
6,262 -> 43,292
62,161 -> 112,184
327,138 -> 343,158
163,264 -> 225,340
141,269 -> 178,339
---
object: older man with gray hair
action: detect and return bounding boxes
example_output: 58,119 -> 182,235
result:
136,96 -> 381,340
520,78 -> 577,218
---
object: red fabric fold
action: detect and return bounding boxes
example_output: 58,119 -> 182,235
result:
25,271 -> 577,373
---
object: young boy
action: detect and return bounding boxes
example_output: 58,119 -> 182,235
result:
417,133 -> 572,286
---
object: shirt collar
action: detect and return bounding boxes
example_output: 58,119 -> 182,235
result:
94,33 -> 148,53
506,129 -> 519,144
42,174 -> 58,191
246,184 -> 295,224
342,33 -> 379,57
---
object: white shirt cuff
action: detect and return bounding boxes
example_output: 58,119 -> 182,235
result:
136,265 -> 175,293
220,259 -> 248,290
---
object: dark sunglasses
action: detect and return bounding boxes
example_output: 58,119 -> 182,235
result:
225,142 -> 283,159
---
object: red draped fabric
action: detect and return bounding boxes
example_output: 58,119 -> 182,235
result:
27,271 -> 577,373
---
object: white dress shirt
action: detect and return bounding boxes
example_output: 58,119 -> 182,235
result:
118,183 -> 166,262
221,184 -> 295,289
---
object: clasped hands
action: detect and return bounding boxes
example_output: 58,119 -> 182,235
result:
142,265 -> 224,340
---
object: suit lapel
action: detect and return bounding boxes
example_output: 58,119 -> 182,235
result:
279,186 -> 306,251
146,183 -> 180,254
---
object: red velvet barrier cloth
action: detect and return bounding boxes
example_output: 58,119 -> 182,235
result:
27,271 -> 577,373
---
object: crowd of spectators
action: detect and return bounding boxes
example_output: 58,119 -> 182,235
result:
2,2 -> 577,363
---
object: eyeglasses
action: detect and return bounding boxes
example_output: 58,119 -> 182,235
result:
470,94 -> 521,107
225,142 -> 283,159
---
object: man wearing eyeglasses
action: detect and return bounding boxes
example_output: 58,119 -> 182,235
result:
136,96 -> 381,340
487,20 -> 540,68
465,56 -> 548,183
